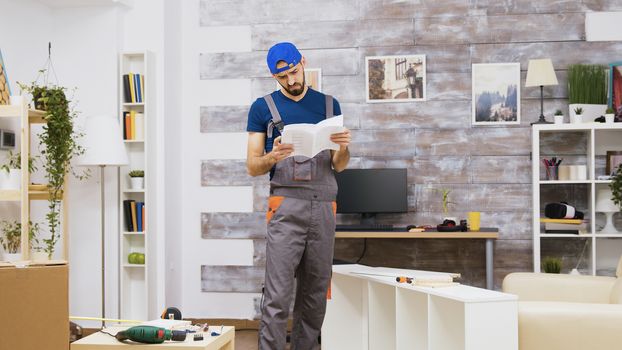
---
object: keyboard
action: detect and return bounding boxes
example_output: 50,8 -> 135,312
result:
336,224 -> 402,232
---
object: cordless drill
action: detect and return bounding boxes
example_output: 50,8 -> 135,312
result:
115,325 -> 186,344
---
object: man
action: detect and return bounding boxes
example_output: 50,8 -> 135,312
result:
246,42 -> 351,350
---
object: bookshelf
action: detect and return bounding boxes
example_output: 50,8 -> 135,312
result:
532,123 -> 622,276
0,102 -> 68,261
118,51 -> 155,320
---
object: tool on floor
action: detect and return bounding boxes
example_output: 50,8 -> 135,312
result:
115,325 -> 187,344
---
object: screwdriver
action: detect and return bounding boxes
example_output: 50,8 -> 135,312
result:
395,276 -> 413,284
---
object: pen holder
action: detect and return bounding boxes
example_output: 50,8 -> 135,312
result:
545,165 -> 559,180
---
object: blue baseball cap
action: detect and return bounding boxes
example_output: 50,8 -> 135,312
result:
266,42 -> 302,75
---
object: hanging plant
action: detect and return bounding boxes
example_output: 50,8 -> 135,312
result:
18,71 -> 88,258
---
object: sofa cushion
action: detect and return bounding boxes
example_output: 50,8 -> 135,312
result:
611,278 -> 622,304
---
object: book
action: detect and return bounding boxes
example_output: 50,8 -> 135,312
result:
539,218 -> 583,224
130,110 -> 136,140
130,201 -> 138,232
281,115 -> 345,158
142,204 -> 145,232
124,113 -> 131,140
134,113 -> 144,140
136,202 -> 143,232
134,74 -> 142,102
123,200 -> 134,231
123,75 -> 131,103
129,73 -> 136,103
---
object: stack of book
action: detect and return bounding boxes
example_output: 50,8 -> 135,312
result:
540,218 -> 588,234
123,73 -> 144,103
122,110 -> 144,140
123,200 -> 145,232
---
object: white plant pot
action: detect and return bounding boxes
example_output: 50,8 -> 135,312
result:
554,115 -> 564,124
0,169 -> 20,189
3,252 -> 22,262
570,114 -> 582,124
605,114 -> 615,123
31,251 -> 49,262
569,103 -> 607,122
130,177 -> 144,190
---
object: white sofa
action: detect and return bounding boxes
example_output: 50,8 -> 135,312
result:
502,257 -> 622,350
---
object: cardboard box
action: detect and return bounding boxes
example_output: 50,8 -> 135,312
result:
0,263 -> 69,350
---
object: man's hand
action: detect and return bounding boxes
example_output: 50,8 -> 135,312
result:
330,128 -> 351,151
270,136 -> 294,163
330,128 -> 351,172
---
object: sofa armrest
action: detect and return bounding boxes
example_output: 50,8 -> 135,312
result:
518,301 -> 622,350
502,272 -> 615,303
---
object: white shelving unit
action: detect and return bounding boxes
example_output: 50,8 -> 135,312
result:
323,265 -> 518,350
532,123 -> 622,275
118,51 -> 156,320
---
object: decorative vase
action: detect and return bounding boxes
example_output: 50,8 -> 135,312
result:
570,114 -> 582,124
31,251 -> 49,262
605,114 -> 615,123
130,177 -> 144,190
554,115 -> 564,124
3,252 -> 22,262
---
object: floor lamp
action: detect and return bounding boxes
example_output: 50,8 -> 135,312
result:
526,58 -> 559,125
77,115 -> 128,328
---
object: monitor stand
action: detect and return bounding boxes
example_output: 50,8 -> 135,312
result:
360,213 -> 377,226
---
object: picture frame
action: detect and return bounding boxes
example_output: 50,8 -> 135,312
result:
0,49 -> 12,105
606,150 -> 622,176
275,67 -> 322,92
365,55 -> 426,103
608,61 -> 622,115
472,63 -> 520,125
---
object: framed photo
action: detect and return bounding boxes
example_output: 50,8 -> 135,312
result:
606,151 -> 622,176
0,49 -> 11,105
365,55 -> 426,103
276,68 -> 322,92
472,63 -> 520,125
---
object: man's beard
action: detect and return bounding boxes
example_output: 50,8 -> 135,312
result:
279,75 -> 306,96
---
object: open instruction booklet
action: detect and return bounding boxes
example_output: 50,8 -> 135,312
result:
281,115 -> 345,158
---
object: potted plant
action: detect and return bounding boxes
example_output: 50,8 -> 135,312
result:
542,256 -> 562,273
605,107 -> 616,123
568,64 -> 608,121
0,151 -> 37,190
18,79 -> 87,259
571,107 -> 583,124
129,170 -> 144,190
554,109 -> 564,124
610,163 -> 622,212
0,220 -> 39,262
435,188 -> 456,222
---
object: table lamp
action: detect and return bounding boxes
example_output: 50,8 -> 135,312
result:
596,188 -> 620,234
76,115 -> 128,327
526,58 -> 559,125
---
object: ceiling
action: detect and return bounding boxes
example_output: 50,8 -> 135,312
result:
34,0 -> 133,8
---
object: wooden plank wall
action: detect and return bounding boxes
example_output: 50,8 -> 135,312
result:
199,0 -> 622,308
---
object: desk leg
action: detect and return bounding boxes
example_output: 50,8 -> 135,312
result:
222,338 -> 234,350
486,238 -> 493,290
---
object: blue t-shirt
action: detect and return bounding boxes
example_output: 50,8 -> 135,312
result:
247,88 -> 341,179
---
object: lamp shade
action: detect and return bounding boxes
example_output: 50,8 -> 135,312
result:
76,115 -> 128,166
596,188 -> 619,212
525,59 -> 559,87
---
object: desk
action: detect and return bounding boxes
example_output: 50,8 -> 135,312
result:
71,326 -> 234,350
322,264 -> 518,350
335,228 -> 499,289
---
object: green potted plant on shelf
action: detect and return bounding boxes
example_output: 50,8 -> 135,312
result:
567,64 -> 607,121
553,109 -> 564,124
571,107 -> 583,124
542,256 -> 562,273
610,164 -> 622,212
129,170 -> 144,190
605,107 -> 616,123
18,76 -> 88,259
0,219 -> 40,262
0,151 -> 38,190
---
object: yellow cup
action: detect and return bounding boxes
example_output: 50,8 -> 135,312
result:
468,212 -> 481,231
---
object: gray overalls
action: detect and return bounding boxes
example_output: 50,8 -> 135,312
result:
259,94 -> 337,350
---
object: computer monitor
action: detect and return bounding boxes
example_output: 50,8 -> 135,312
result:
334,168 -> 408,225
